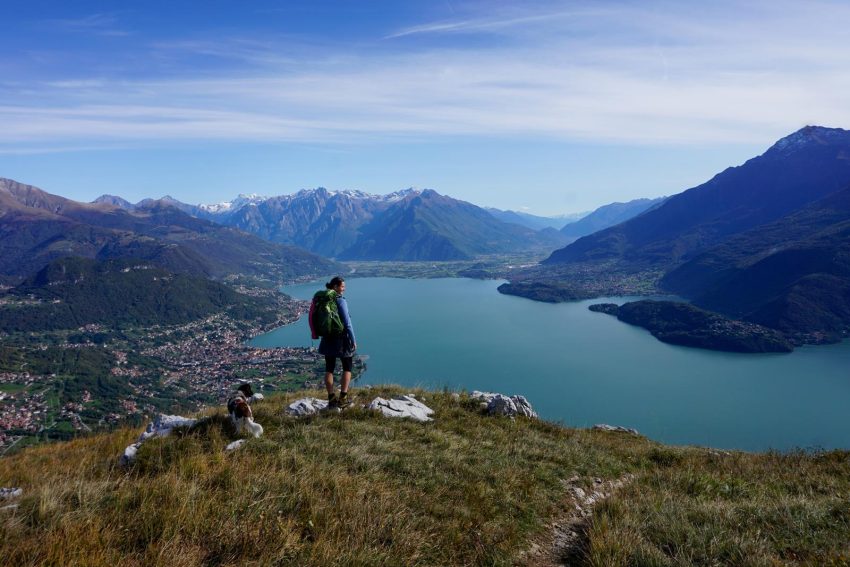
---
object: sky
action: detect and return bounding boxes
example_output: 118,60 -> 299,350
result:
1,0 -> 849,215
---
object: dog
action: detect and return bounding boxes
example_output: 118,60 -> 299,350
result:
227,383 -> 264,438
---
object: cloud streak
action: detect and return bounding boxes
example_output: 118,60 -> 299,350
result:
384,10 -> 577,39
3,1 -> 850,152
46,13 -> 130,37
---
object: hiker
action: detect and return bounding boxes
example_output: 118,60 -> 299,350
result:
310,276 -> 357,408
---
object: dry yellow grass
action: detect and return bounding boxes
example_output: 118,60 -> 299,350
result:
1,386 -> 849,566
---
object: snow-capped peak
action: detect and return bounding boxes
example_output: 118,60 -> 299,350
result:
197,187 -> 428,213
199,193 -> 267,214
768,126 -> 849,156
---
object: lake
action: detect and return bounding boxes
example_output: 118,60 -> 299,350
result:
251,277 -> 850,452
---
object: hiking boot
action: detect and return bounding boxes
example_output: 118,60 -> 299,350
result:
337,392 -> 352,408
327,393 -> 339,409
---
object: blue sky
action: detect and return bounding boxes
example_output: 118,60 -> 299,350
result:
1,0 -> 849,214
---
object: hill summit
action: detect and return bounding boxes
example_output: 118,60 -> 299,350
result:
2,386 -> 849,565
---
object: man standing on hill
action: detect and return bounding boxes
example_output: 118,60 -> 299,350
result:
310,276 -> 357,408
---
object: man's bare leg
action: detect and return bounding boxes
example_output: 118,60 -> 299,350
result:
340,370 -> 352,394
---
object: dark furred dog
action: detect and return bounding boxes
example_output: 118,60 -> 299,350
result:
227,384 -> 263,438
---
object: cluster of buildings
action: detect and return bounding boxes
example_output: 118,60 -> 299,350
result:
0,291 -> 358,455
0,373 -> 50,454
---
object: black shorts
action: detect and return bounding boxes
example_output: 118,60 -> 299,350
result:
325,355 -> 353,373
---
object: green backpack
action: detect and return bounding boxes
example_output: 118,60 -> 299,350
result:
310,289 -> 344,337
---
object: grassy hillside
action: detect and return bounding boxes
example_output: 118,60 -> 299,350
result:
1,387 -> 849,566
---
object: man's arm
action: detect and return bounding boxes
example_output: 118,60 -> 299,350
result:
337,297 -> 356,345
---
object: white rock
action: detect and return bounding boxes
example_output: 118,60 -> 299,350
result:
470,390 -> 498,403
119,443 -> 141,467
511,395 -> 537,418
248,393 -> 264,403
225,439 -> 247,452
367,395 -> 434,422
471,391 -> 537,418
285,397 -> 329,416
139,414 -> 198,441
592,424 -> 639,435
0,488 -> 22,499
120,414 -> 198,465
487,394 -> 519,416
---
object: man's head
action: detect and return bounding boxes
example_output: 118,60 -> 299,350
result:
326,276 -> 345,295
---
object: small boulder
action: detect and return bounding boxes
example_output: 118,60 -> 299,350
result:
367,395 -> 434,422
0,488 -> 22,500
120,414 -> 198,465
225,439 -> 247,452
592,424 -> 639,435
248,393 -> 264,404
471,391 -> 538,418
139,414 -> 198,442
487,394 -> 519,416
286,397 -> 329,417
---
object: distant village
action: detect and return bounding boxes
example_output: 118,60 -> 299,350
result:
0,294 -> 364,455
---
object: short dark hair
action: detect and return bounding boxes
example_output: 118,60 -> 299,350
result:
326,276 -> 345,290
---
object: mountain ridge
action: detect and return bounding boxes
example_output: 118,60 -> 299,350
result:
545,125 -> 850,268
502,125 -> 850,346
0,177 -> 342,285
94,186 -> 572,261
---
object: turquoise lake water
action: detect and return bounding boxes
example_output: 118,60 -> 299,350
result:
250,277 -> 850,451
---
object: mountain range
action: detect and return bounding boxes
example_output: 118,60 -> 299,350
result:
546,126 -> 850,269
0,178 -> 341,285
485,208 -> 579,230
518,125 -> 850,344
96,187 -> 571,261
558,196 -> 667,239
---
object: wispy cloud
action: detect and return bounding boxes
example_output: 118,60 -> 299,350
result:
46,13 -> 130,37
385,11 -> 575,39
4,1 -> 850,152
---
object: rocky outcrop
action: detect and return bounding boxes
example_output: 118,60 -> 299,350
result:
120,414 -> 198,466
0,488 -> 22,499
366,395 -> 434,422
286,395 -> 436,422
593,424 -> 639,435
285,397 -> 329,416
470,391 -> 538,418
